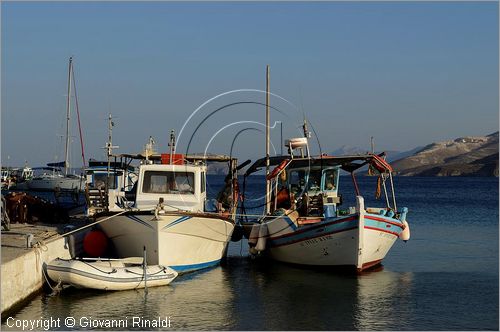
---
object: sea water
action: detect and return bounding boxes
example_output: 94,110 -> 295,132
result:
2,176 -> 498,330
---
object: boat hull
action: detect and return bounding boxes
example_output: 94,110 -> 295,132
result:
99,212 -> 235,273
46,258 -> 177,290
256,209 -> 403,271
28,177 -> 83,191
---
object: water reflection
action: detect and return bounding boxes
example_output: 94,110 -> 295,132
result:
5,256 -> 497,330
224,257 -> 415,330
353,270 -> 415,330
4,267 -> 235,331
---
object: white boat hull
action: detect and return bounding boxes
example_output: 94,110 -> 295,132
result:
28,177 -> 83,191
253,199 -> 404,271
46,258 -> 177,290
99,212 -> 235,273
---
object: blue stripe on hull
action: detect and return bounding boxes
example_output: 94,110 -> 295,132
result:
126,215 -> 154,229
364,216 -> 403,235
269,217 -> 358,248
162,216 -> 193,230
170,259 -> 221,273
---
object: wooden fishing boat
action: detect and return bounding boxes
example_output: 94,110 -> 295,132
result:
243,134 -> 410,272
241,67 -> 409,271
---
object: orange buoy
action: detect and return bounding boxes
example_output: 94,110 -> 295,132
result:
83,230 -> 108,257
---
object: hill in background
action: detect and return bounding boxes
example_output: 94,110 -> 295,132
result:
391,132 -> 498,177
207,132 -> 498,177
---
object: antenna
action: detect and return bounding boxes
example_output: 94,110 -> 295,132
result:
168,130 -> 176,164
102,114 -> 119,211
144,136 -> 156,162
103,114 -> 119,157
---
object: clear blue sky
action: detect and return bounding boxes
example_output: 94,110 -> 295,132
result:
2,2 -> 498,167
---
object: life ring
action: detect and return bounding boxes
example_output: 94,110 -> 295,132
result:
267,159 -> 289,181
370,155 -> 393,173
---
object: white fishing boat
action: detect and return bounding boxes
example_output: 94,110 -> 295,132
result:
1,167 -> 15,189
46,257 -> 177,290
8,165 -> 34,190
243,134 -> 410,272
88,130 -> 238,273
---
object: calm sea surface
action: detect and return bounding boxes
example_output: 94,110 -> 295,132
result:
3,176 -> 498,330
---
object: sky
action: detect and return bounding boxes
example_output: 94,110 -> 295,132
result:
1,1 -> 498,167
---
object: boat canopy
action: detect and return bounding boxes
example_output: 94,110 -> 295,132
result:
33,166 -> 62,171
87,159 -> 135,172
244,153 -> 392,177
46,162 -> 65,168
116,153 -> 237,164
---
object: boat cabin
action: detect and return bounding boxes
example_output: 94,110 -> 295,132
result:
244,137 -> 397,222
271,164 -> 341,218
85,159 -> 137,215
134,163 -> 206,211
86,151 -> 239,216
1,168 -> 10,182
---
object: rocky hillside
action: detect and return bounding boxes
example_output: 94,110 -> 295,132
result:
330,146 -> 422,163
391,132 -> 499,177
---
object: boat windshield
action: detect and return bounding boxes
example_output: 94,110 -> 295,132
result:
142,171 -> 195,195
322,168 -> 338,191
91,173 -> 117,190
287,168 -> 323,196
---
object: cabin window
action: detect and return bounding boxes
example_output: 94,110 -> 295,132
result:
201,172 -> 206,193
92,173 -> 117,189
142,171 -> 195,194
307,170 -> 322,192
322,169 -> 338,191
289,170 -> 306,195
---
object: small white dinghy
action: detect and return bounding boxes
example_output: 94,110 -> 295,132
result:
46,257 -> 178,291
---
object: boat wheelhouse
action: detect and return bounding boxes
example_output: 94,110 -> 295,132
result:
84,159 -> 137,215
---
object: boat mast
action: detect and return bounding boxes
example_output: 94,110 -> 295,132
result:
265,65 -> 271,214
64,57 -> 73,175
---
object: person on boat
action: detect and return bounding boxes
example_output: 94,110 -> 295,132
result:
217,176 -> 232,212
325,173 -> 336,190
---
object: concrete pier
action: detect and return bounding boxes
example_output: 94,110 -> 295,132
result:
1,224 -> 74,315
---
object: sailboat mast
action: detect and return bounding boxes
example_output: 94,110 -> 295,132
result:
64,57 -> 73,175
265,65 -> 271,214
